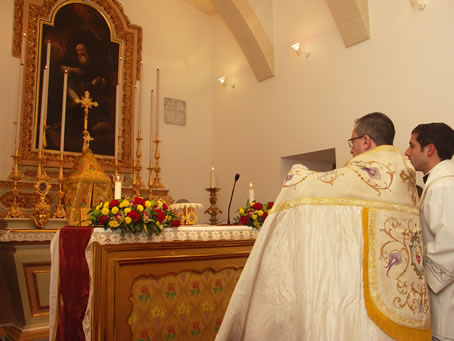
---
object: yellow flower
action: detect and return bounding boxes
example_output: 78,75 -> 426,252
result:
103,202 -> 109,208
124,207 -> 131,214
151,306 -> 161,318
239,208 -> 244,214
96,203 -> 102,210
111,207 -> 119,214
125,217 -> 132,224
252,214 -> 258,220
137,204 -> 144,212
254,221 -> 260,227
145,200 -> 152,208
178,304 -> 189,315
257,210 -> 264,216
120,199 -> 130,208
166,215 -> 172,221
109,220 -> 119,228
101,207 -> 109,215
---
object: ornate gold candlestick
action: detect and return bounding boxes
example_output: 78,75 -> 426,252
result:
53,152 -> 66,219
31,149 -> 51,228
204,187 -> 222,225
132,133 -> 145,195
147,159 -> 154,199
152,137 -> 164,189
7,148 -> 25,218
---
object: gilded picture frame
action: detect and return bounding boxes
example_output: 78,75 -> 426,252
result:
12,0 -> 142,172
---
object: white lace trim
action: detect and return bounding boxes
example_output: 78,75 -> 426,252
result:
0,230 -> 56,242
82,225 -> 257,340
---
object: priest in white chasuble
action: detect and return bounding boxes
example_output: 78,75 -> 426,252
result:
216,113 -> 431,341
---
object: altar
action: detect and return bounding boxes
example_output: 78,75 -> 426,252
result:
50,225 -> 258,340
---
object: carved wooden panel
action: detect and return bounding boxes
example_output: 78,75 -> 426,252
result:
92,239 -> 255,340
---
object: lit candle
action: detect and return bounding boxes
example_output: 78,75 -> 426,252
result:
249,182 -> 255,203
210,167 -> 216,188
156,67 -> 160,138
59,69 -> 68,153
149,89 -> 154,160
114,177 -> 122,199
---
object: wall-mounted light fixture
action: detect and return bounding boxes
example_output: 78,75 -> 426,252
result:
291,42 -> 310,57
218,76 -> 235,88
409,0 -> 425,10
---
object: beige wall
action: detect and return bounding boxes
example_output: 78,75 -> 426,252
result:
0,0 -> 453,222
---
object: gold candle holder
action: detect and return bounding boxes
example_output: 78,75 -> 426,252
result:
147,159 -> 154,199
204,187 -> 222,225
152,137 -> 164,189
31,149 -> 51,228
132,133 -> 145,196
53,152 -> 66,219
7,148 -> 25,218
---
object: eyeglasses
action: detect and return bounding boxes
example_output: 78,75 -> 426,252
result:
347,135 -> 365,148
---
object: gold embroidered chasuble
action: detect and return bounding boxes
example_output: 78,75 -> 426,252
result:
216,146 -> 431,341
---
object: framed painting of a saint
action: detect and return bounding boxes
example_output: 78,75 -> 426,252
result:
13,0 -> 142,170
38,3 -> 119,156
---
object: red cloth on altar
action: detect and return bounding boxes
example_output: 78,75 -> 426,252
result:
56,227 -> 93,341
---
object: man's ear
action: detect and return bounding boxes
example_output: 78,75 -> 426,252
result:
364,135 -> 375,150
426,143 -> 436,157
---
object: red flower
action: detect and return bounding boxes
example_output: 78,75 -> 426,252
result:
216,318 -> 222,326
192,281 -> 199,289
252,202 -> 263,210
193,322 -> 200,330
261,212 -> 268,221
215,279 -> 222,287
168,325 -> 176,334
141,286 -> 148,294
140,329 -> 148,338
268,201 -> 274,209
155,209 -> 166,222
168,283 -> 175,292
171,219 -> 181,227
98,215 -> 109,225
134,197 -> 146,206
109,200 -> 120,208
163,202 -> 168,210
127,210 -> 140,222
240,216 -> 249,225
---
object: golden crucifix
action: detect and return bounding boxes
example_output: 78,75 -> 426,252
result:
75,90 -> 98,151
75,90 -> 98,131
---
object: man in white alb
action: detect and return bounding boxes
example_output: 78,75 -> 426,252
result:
405,123 -> 454,341
216,112 -> 431,341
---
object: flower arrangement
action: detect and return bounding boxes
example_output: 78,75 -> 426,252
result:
87,197 -> 181,235
237,201 -> 274,228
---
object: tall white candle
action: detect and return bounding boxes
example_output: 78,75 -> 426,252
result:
16,33 -> 26,149
46,40 -> 51,71
137,62 -> 143,135
156,67 -> 160,138
115,56 -> 123,158
210,167 -> 216,188
20,33 -> 26,65
59,69 -> 68,153
38,66 -> 49,151
149,89 -> 154,160
249,182 -> 255,203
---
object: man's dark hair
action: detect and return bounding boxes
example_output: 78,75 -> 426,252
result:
354,112 -> 395,146
412,123 -> 454,161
